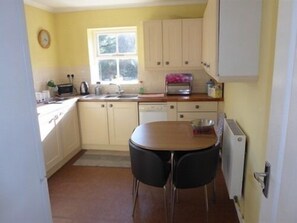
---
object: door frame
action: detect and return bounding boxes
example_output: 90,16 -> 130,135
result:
259,0 -> 297,222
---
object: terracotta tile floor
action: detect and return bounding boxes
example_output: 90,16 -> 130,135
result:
48,151 -> 239,223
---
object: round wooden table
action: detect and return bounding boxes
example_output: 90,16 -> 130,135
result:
130,121 -> 217,152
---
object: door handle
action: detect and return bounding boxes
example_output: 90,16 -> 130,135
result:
254,161 -> 271,198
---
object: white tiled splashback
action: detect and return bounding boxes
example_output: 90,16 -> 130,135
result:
33,65 -> 212,94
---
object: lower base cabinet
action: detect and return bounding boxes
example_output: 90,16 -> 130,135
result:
38,102 -> 81,177
78,101 -> 138,151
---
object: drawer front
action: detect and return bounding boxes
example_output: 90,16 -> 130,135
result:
177,112 -> 217,122
177,102 -> 218,112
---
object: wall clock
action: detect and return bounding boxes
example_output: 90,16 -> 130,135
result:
38,29 -> 51,48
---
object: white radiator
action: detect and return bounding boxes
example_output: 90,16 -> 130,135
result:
222,119 -> 246,200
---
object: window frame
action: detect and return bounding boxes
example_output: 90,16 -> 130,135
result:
88,27 -> 138,85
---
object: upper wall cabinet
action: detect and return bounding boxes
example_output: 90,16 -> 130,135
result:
202,0 -> 262,82
144,19 -> 203,70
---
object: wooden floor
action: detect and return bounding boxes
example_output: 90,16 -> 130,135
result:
48,151 -> 239,223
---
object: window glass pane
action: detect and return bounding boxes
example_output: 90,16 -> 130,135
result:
99,60 -> 117,81
118,33 -> 136,53
98,34 -> 116,54
119,59 -> 138,81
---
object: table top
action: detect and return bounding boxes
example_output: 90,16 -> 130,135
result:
130,121 -> 217,151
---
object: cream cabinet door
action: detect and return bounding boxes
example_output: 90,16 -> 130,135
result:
207,0 -> 219,77
202,0 -> 261,81
38,111 -> 62,171
78,102 -> 109,146
107,102 -> 138,145
202,0 -> 219,76
163,19 -> 182,68
182,19 -> 203,68
60,103 -> 80,158
143,20 -> 163,68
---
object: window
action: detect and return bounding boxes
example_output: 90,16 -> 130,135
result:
88,27 -> 138,84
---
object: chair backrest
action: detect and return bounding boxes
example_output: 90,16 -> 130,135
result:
129,140 -> 170,188
173,145 -> 220,189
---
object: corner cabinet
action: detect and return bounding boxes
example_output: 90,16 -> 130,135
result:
202,0 -> 262,82
144,18 -> 203,69
78,101 -> 138,150
38,101 -> 81,177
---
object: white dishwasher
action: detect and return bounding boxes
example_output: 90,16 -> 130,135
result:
139,102 -> 168,124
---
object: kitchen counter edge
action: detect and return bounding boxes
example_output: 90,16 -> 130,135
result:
78,93 -> 223,102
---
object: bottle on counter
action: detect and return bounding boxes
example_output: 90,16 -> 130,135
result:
139,80 -> 145,94
206,79 -> 215,96
95,81 -> 101,95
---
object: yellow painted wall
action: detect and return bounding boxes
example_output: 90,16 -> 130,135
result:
223,0 -> 278,222
54,5 -> 206,67
25,5 -> 58,68
25,5 -> 59,91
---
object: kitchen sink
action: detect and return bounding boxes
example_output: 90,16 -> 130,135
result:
102,94 -> 138,99
82,94 -> 138,99
103,94 -> 119,98
117,94 -> 138,98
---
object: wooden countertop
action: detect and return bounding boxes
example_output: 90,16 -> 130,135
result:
131,121 -> 217,151
78,93 -> 223,102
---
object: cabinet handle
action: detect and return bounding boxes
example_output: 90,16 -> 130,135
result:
109,104 -> 113,108
101,104 -> 105,108
165,61 -> 169,65
206,64 -> 210,68
179,114 -> 184,118
195,105 -> 200,109
157,62 -> 161,65
185,61 -> 189,65
203,62 -> 207,66
201,61 -> 204,64
170,105 -> 174,109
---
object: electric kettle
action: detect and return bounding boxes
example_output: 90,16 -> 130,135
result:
80,81 -> 89,95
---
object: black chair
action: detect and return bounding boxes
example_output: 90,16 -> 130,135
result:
129,140 -> 171,222
171,145 -> 220,221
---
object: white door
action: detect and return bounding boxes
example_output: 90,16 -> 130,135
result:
259,0 -> 297,222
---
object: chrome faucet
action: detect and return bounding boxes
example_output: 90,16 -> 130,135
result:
110,83 -> 124,94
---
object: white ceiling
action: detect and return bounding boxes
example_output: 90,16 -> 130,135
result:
24,0 -> 207,12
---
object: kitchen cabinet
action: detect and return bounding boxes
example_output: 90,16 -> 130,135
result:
60,104 -> 81,158
78,101 -> 138,150
38,111 -> 62,172
202,0 -> 262,82
38,101 -> 81,176
144,18 -> 202,69
177,102 -> 218,122
143,20 -> 163,68
182,19 -> 203,68
162,19 -> 182,68
78,102 -> 109,146
107,102 -> 138,145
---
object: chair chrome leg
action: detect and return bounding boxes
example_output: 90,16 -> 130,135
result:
132,176 -> 137,200
212,178 -> 216,203
204,185 -> 209,213
132,180 -> 140,217
163,186 -> 168,223
171,187 -> 176,223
